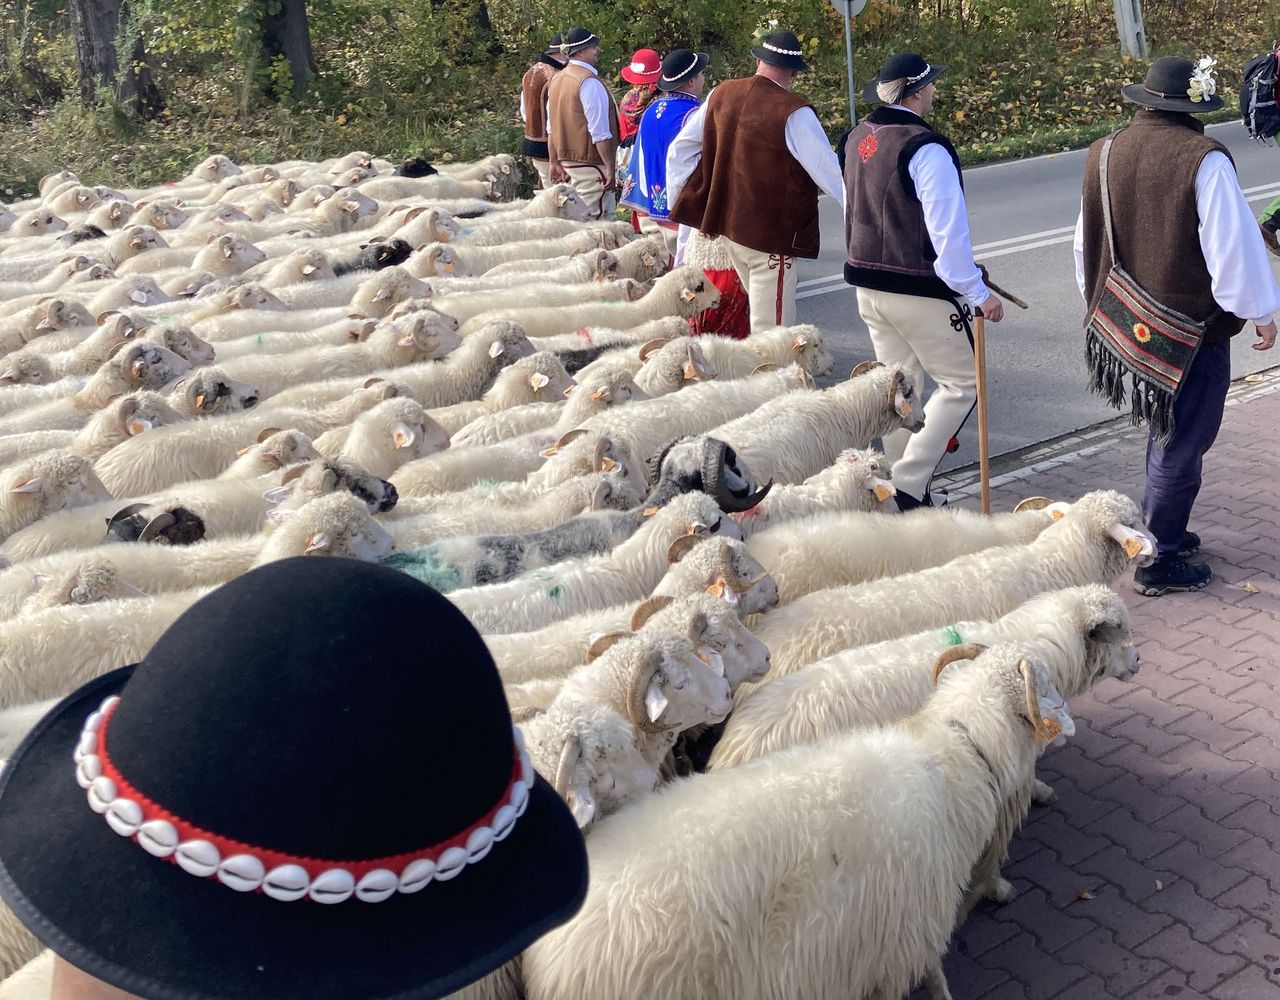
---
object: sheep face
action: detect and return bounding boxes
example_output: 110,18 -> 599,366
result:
47,185 -> 101,215
651,436 -> 771,513
235,429 -> 321,475
271,248 -> 335,285
191,204 -> 252,228
192,154 -> 242,184
681,538 -> 778,615
37,299 -> 96,334
22,558 -> 145,613
355,267 -> 434,318
39,170 -> 78,196
330,186 -> 378,223
636,340 -> 715,395
266,178 -> 302,208
102,391 -> 182,440
135,200 -> 188,230
495,352 -> 575,407
419,244 -> 469,278
539,710 -> 659,829
94,275 -> 170,311
290,184 -> 335,213
115,343 -> 194,393
148,324 -> 217,364
614,238 -> 668,283
783,325 -> 836,377
120,225 -> 169,258
630,634 -> 734,730
567,369 -> 648,419
379,311 -> 463,365
200,234 -> 267,273
226,283 -> 287,313
821,449 -> 896,510
0,354 -> 52,386
664,267 -> 721,318
87,199 -> 134,229
6,452 -> 113,518
1047,490 -> 1155,571
271,458 -> 399,515
15,209 -> 67,236
350,399 -> 450,473
1074,587 -> 1139,686
545,184 -> 591,222
647,596 -> 770,688
169,369 -> 259,416
56,254 -> 104,283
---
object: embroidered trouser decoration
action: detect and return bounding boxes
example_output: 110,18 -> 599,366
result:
562,163 -> 616,221
720,237 -> 798,333
769,254 -> 794,327
856,286 -> 978,502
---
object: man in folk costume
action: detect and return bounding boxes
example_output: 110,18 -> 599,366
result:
1075,56 -> 1280,596
621,48 -> 710,265
666,29 -> 844,333
519,33 -> 566,190
844,52 -> 1003,512
546,27 -> 621,221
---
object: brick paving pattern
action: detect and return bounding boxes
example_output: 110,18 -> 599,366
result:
916,373 -> 1280,999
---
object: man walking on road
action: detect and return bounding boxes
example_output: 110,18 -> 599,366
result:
666,28 -> 844,333
844,51 -> 1002,511
1075,56 -> 1280,596
519,34 -> 566,190
546,27 -> 620,220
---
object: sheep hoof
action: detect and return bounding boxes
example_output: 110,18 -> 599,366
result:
1031,778 -> 1058,805
986,877 -> 1017,904
923,965 -> 955,1000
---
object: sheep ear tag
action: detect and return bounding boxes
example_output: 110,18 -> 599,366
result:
1037,694 -> 1076,746
1046,502 -> 1072,521
129,289 -> 149,304
871,479 -> 896,502
682,360 -> 698,381
706,578 -> 739,607
391,423 -> 416,450
262,485 -> 293,505
696,648 -> 725,677
1107,523 -> 1156,563
567,786 -> 595,829
303,531 -> 332,554
488,341 -> 505,359
530,372 -> 550,391
680,288 -> 697,303
644,681 -> 669,723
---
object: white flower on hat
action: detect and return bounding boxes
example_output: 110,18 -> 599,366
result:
1187,55 -> 1217,103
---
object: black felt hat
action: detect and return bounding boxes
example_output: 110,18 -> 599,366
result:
546,32 -> 563,53
1121,55 -> 1225,113
657,49 -> 710,92
561,27 -> 599,56
0,558 -> 588,1000
750,29 -> 809,72
862,51 -> 947,103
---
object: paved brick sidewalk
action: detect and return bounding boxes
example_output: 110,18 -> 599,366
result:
916,371 -> 1280,999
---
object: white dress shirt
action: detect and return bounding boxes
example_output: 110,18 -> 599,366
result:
1073,150 -> 1280,326
545,60 -> 614,144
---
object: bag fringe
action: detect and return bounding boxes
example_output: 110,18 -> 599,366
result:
1085,329 -> 1178,446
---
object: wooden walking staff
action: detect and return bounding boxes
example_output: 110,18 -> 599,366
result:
974,267 -> 1029,514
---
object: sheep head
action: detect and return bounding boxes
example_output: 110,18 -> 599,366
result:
778,324 -> 836,377
5,451 -> 113,517
200,233 -> 267,273
15,209 -> 67,236
471,320 -> 535,370
817,448 -> 896,510
618,632 -> 732,731
355,266 -> 434,318
22,558 -> 147,614
329,186 -> 378,225
96,391 -> 183,441
255,492 -> 395,566
377,309 -> 463,364
642,594 -> 771,689
96,274 -> 170,310
36,298 -> 95,334
168,368 -> 259,416
39,169 -> 78,195
490,352 -> 575,406
1047,490 -> 1155,568
232,428 -> 321,474
613,237 -> 668,283
636,339 -> 715,394
219,282 -> 287,314
342,397 -> 449,478
650,436 -> 771,513
268,457 -> 398,515
111,343 -> 193,393
192,154 -> 242,183
136,200 -> 188,230
658,536 -> 778,616
102,502 -> 208,546
543,183 -> 591,222
0,354 -> 52,386
418,243 -> 470,278
1072,584 -> 1139,685
146,323 -> 216,365
565,368 -> 647,422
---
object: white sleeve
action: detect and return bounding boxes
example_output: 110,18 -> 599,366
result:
519,91 -> 527,124
1196,151 -> 1280,326
1073,200 -> 1087,301
665,100 -> 709,208
674,224 -> 692,267
907,142 -> 989,303
783,108 -> 844,209
580,76 -> 614,143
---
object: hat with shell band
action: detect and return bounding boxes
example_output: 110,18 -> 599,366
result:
0,557 -> 587,1000
561,26 -> 599,56
862,51 -> 948,104
750,28 -> 809,73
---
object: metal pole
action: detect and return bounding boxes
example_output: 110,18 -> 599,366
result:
843,4 -> 857,127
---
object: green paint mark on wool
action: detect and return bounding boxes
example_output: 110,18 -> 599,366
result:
940,625 -> 964,647
380,551 -> 463,593
255,334 -> 265,347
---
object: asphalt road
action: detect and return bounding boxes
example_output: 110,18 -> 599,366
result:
796,121 -> 1280,474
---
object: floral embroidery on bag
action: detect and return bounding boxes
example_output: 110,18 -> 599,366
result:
1133,322 -> 1152,343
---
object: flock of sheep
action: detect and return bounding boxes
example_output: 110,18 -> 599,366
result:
0,149 -> 1157,1000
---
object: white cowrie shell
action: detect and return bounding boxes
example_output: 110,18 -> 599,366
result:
434,846 -> 468,882
512,726 -> 526,752
511,780 -> 530,817
519,751 -> 534,787
87,776 -> 117,814
77,731 -> 97,759
100,695 -> 120,713
309,868 -> 355,905
218,854 -> 266,893
105,797 -> 143,838
76,754 -> 102,789
84,710 -> 104,734
399,858 -> 436,894
175,839 -> 221,878
466,826 -> 495,864
355,869 -> 398,903
137,820 -> 178,858
491,804 -> 518,842
263,864 -> 310,902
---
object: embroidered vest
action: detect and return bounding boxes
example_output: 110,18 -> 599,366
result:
547,63 -> 620,166
1081,110 -> 1245,344
621,91 -> 701,219
669,76 -> 822,259
843,106 -> 963,301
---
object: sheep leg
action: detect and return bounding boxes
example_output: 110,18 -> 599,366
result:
1031,776 -> 1057,805
922,963 -> 955,1000
963,840 -> 1018,909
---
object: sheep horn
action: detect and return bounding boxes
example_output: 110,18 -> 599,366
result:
887,369 -> 905,410
256,427 -> 282,444
555,428 -> 589,450
104,502 -> 148,529
591,437 -> 612,473
552,734 -> 582,798
851,360 -> 884,378
138,511 -> 177,543
931,642 -> 989,687
749,362 -> 779,375
666,533 -> 705,564
625,650 -> 666,731
510,705 -> 543,724
630,594 -> 673,630
1018,658 -> 1060,744
638,338 -> 672,361
1013,496 -> 1054,512
587,631 -> 630,662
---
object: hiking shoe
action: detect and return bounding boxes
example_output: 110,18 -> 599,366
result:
1133,557 -> 1211,596
1178,530 -> 1201,557
895,491 -> 934,513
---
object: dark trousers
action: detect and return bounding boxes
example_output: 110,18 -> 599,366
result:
1143,339 -> 1231,560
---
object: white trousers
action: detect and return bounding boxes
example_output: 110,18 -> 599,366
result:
637,213 -> 678,266
530,157 -> 552,190
563,163 -> 617,221
722,238 -> 797,333
857,286 -> 977,502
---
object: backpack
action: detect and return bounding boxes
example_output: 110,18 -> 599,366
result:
1240,43 -> 1280,141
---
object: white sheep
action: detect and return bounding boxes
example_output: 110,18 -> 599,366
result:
0,299 -> 97,354
0,391 -> 184,468
427,352 -> 575,434
210,315 -> 375,360
518,645 -> 1074,1000
459,266 -> 718,338
751,491 -> 1154,677
323,397 -> 451,479
430,278 -> 640,328
1,312 -> 147,383
216,429 -> 320,480
0,451 -> 112,543
115,232 -> 266,278
459,218 -> 631,248
83,274 -> 171,315
729,448 -> 894,538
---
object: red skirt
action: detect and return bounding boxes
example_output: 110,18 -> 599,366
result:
689,266 -> 750,340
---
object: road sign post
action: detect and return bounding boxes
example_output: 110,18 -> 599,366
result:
828,0 -> 868,127
1112,0 -> 1148,59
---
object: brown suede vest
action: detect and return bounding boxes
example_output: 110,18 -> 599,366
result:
669,76 -> 822,259
547,62 -> 620,166
1082,111 -> 1245,343
843,106 -> 962,300
521,58 -> 559,147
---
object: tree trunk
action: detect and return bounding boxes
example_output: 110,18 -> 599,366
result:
260,0 -> 317,100
66,0 -> 162,117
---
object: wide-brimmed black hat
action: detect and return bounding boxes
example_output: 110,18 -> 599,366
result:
657,49 -> 710,92
751,29 -> 809,73
561,27 -> 599,56
862,51 -> 947,103
0,558 -> 588,1000
1121,55 -> 1225,113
